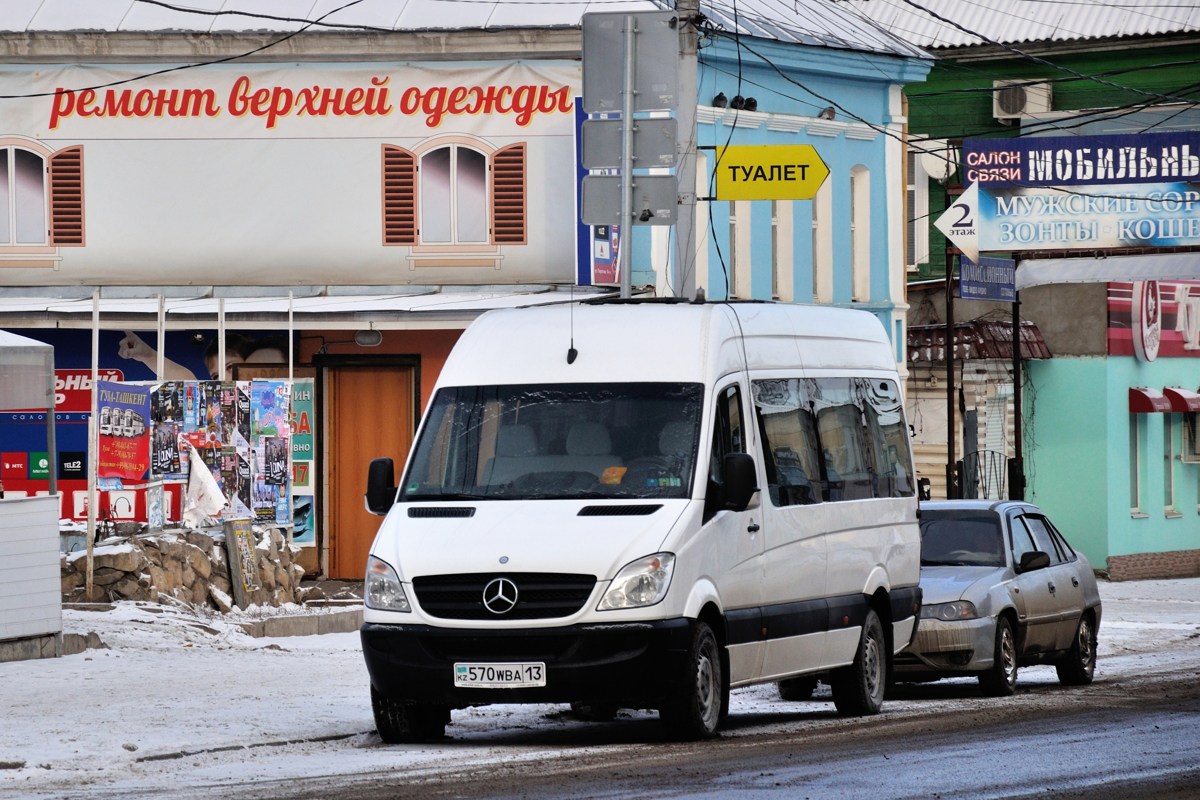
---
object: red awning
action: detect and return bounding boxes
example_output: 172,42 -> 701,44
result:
1129,387 -> 1172,413
1163,387 -> 1200,413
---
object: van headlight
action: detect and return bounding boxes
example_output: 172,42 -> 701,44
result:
598,553 -> 675,610
365,555 -> 411,612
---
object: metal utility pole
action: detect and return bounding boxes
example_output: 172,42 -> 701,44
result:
1011,290 -> 1025,500
617,15 -> 636,299
944,187 -> 957,500
675,0 -> 699,299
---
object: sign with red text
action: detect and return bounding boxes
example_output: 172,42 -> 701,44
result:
0,62 -> 581,288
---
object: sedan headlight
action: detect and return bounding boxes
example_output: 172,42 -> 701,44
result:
920,600 -> 979,621
365,555 -> 411,612
598,553 -> 675,610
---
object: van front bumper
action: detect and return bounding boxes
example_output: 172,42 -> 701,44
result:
361,618 -> 695,707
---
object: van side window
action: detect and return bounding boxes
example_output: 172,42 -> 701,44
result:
709,384 -> 745,484
752,379 -> 823,506
753,377 -> 915,506
704,384 -> 745,520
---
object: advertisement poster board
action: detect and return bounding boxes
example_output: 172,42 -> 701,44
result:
96,381 -> 150,480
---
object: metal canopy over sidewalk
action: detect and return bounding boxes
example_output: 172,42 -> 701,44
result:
1016,253 -> 1200,291
0,285 -> 617,330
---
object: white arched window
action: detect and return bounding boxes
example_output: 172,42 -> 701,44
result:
0,146 -> 46,244
851,165 -> 871,302
420,144 -> 488,244
0,138 -> 85,264
812,180 -> 832,303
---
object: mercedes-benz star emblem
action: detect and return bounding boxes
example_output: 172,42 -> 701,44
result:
482,577 -> 519,615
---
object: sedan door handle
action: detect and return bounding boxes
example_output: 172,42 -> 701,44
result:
747,522 -> 760,533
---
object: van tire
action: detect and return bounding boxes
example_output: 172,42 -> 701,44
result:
778,676 -> 818,702
371,686 -> 449,743
660,621 -> 724,740
830,609 -> 885,717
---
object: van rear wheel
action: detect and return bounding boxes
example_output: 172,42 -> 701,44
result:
371,686 -> 449,743
660,621 -> 724,740
830,609 -> 885,716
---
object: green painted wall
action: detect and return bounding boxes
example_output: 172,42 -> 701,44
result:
1026,355 -> 1200,569
1023,357 -> 1110,565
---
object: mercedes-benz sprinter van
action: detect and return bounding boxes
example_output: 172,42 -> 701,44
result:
361,300 -> 920,742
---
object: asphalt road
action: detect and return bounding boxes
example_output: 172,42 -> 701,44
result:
272,658 -> 1200,800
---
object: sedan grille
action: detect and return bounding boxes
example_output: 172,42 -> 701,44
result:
412,573 -> 596,620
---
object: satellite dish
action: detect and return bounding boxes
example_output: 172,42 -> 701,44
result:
917,139 -> 958,183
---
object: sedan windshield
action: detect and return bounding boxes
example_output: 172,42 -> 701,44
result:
919,512 -> 1006,567
401,382 -> 703,501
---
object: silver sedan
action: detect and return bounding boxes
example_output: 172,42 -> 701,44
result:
894,499 -> 1102,695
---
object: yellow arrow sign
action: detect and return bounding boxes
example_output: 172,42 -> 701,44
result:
714,145 -> 830,201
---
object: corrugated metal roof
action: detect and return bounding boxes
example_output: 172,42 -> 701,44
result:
0,0 -> 928,57
842,0 -> 1200,49
908,320 -> 1051,363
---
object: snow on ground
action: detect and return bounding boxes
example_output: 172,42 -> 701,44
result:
2,578 -> 1199,799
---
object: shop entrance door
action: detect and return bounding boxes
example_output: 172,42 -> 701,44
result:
328,364 -> 416,579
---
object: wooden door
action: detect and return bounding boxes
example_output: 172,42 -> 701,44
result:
328,365 -> 416,579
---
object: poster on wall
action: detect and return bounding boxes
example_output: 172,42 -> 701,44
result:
1107,280 -> 1200,358
290,380 -> 316,546
96,381 -> 151,480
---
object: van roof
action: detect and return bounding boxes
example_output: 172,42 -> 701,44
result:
435,301 -> 899,388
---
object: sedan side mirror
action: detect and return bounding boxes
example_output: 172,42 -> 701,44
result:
1017,550 -> 1051,573
365,457 -> 397,515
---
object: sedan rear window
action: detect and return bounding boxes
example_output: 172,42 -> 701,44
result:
919,512 -> 1005,567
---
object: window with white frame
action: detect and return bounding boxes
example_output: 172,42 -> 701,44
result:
812,180 -> 832,303
771,199 -> 794,302
850,165 -> 870,302
1165,417 -> 1180,517
1129,414 -> 1144,516
1182,412 -> 1200,463
0,140 -> 85,251
381,140 -> 526,247
906,148 -> 930,272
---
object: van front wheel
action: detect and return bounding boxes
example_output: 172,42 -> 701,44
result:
371,686 -> 449,744
660,621 -> 724,740
830,609 -> 885,717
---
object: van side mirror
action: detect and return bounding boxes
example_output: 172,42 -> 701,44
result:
722,452 -> 758,512
365,457 -> 397,515
1017,550 -> 1051,573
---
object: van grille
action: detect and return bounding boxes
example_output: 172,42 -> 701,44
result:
407,506 -> 476,518
412,573 -> 596,620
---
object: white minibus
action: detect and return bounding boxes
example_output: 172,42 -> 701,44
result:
362,300 -> 920,742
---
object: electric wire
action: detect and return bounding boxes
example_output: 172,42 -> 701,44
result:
0,0 -> 368,101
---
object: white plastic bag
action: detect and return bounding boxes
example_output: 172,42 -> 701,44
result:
181,442 -> 227,528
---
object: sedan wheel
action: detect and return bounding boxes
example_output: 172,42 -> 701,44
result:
978,616 -> 1017,697
1056,613 -> 1097,686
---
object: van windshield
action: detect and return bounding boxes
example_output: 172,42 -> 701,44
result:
400,382 -> 704,501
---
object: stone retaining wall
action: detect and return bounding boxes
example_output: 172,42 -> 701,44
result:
61,527 -> 309,611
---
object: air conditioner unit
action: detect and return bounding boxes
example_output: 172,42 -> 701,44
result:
992,80 -> 1052,122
